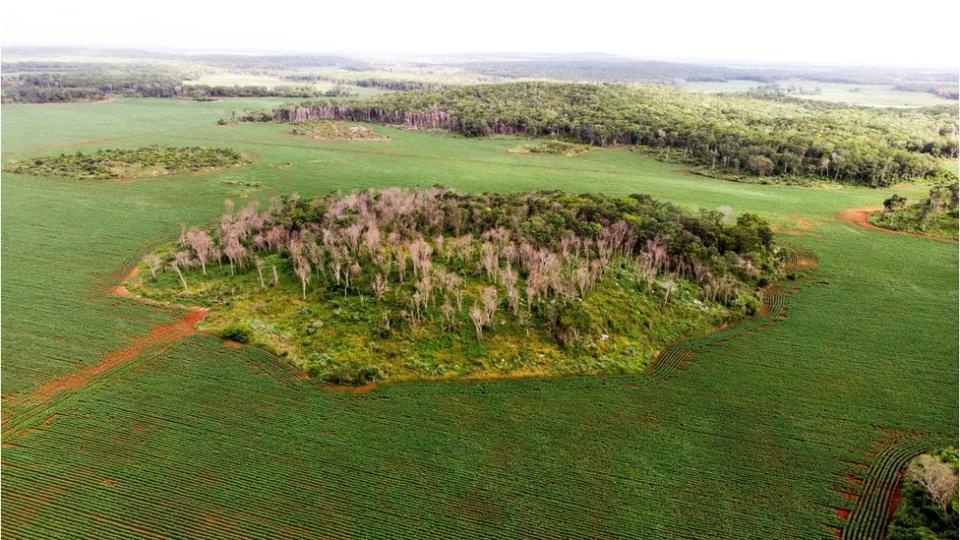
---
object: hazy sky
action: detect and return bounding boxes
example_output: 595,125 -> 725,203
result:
3,0 -> 958,68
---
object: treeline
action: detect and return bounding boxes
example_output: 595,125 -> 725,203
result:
282,74 -> 447,92
1,73 -> 353,103
893,84 -> 960,101
272,82 -> 959,186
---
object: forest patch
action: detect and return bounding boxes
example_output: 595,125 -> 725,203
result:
3,146 -> 250,180
868,184 -> 958,240
127,187 -> 783,385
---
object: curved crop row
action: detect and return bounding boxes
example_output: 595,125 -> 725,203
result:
840,439 -> 945,539
645,243 -> 818,380
784,246 -> 819,272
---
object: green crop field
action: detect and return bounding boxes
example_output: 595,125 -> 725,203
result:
2,98 -> 957,538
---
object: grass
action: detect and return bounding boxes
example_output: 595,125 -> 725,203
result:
1,97 -> 957,538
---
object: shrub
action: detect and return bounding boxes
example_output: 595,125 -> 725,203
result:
221,323 -> 252,344
3,146 -> 248,180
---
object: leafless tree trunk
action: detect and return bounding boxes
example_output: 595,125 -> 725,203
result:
171,263 -> 188,292
255,258 -> 265,289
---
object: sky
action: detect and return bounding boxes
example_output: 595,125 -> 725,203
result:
2,0 -> 958,69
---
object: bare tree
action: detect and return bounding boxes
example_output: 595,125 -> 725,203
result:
372,273 -> 389,301
661,278 -> 677,306
171,251 -> 191,292
346,261 -> 361,296
396,246 -> 408,283
409,239 -> 433,278
910,455 -> 959,518
479,242 -> 499,281
255,257 -> 265,289
288,237 -> 311,298
341,223 -> 364,253
271,265 -> 279,287
292,255 -> 311,300
329,247 -> 345,285
469,304 -> 485,341
501,266 -> 520,314
145,254 -> 163,280
440,301 -> 456,331
183,227 -> 215,275
223,232 -> 246,275
480,286 -> 498,325
411,291 -> 425,321
574,262 -> 592,298
364,223 -> 381,257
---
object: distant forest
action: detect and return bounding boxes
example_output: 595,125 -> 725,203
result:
3,49 -> 957,104
273,82 -> 959,186
281,74 -> 447,92
0,70 -> 350,103
453,59 -> 960,85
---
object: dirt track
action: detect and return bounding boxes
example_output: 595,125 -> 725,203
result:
836,206 -> 957,243
2,270 -> 208,436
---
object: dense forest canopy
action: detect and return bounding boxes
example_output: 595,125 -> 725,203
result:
133,187 -> 783,383
272,82 -> 959,185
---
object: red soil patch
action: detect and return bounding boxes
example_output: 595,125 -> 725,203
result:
791,216 -> 816,230
41,413 -> 66,425
834,489 -> 859,504
835,508 -> 850,520
100,477 -> 115,487
110,266 -> 140,298
845,474 -> 864,486
886,475 -> 905,519
836,206 -> 958,243
23,307 -> 207,403
222,339 -> 244,349
778,215 -> 822,237
323,382 -> 377,394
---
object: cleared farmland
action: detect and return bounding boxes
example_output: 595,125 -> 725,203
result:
1,98 -> 957,538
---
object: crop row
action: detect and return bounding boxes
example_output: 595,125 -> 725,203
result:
841,439 -> 946,539
3,334 -> 854,539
